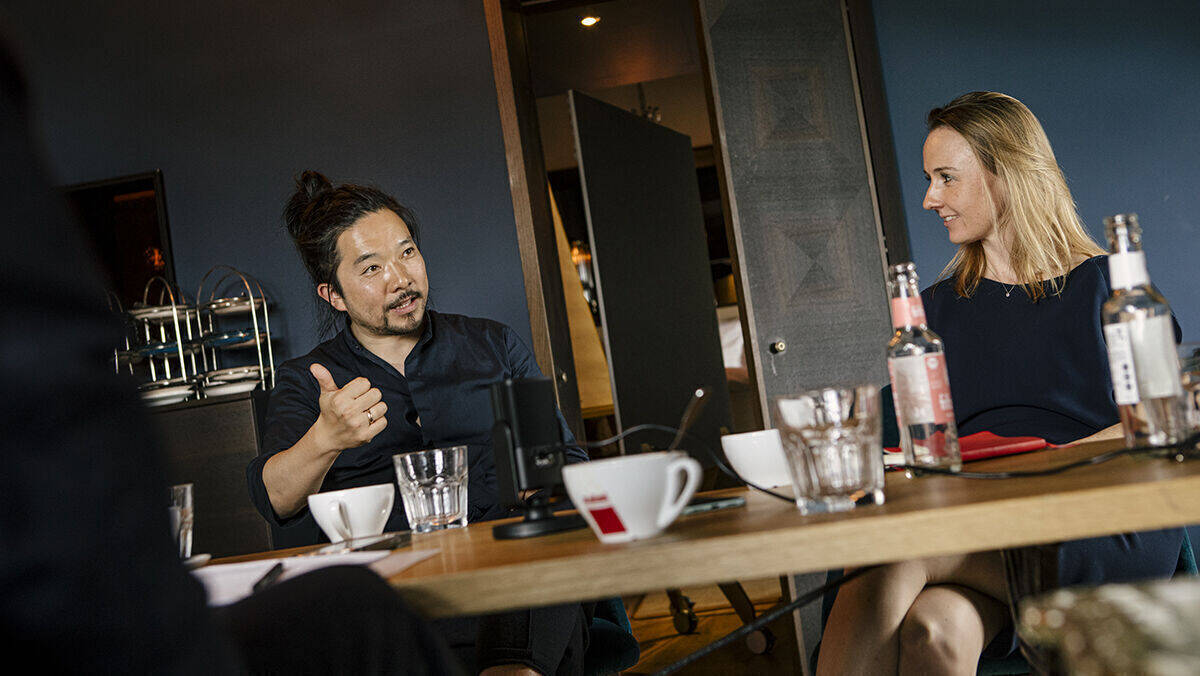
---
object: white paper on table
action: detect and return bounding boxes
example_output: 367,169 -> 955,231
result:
191,549 -> 439,606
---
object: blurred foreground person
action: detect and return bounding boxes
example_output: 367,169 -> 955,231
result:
0,42 -> 461,675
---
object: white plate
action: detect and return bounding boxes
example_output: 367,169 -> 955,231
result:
139,376 -> 192,390
206,366 -> 270,383
143,394 -> 190,407
204,381 -> 259,397
141,384 -> 194,400
128,305 -> 198,322
203,296 -> 266,316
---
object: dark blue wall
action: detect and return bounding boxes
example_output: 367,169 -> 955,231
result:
872,0 -> 1200,339
2,1 -> 533,361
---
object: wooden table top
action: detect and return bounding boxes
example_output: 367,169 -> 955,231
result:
220,440 -> 1200,618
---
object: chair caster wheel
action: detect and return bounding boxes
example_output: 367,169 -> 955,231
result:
672,607 -> 698,634
746,627 -> 776,655
671,598 -> 698,634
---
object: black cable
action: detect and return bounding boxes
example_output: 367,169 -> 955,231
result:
584,423 -> 795,502
582,422 -> 685,450
650,565 -> 878,676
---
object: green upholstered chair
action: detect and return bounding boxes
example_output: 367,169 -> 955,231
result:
585,597 -> 640,676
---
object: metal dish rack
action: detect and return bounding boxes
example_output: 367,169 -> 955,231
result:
114,267 -> 277,406
117,277 -> 203,406
194,265 -> 275,397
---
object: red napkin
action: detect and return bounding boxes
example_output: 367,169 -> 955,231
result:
885,431 -> 1051,463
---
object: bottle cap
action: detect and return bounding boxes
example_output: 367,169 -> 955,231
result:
1104,213 -> 1142,254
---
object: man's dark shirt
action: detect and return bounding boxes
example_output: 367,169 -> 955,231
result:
248,310 -> 588,546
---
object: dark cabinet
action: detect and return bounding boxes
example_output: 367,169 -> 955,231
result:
151,391 -> 271,557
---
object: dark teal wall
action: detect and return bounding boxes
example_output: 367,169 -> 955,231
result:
2,1 -> 533,359
872,0 -> 1200,338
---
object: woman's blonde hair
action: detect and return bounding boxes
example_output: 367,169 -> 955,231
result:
927,91 -> 1105,299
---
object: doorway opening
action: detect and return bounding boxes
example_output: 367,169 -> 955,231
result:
515,0 -> 759,459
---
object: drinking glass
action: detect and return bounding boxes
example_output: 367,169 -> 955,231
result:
773,385 -> 885,514
169,483 -> 194,559
1179,343 -> 1200,437
392,446 -> 469,533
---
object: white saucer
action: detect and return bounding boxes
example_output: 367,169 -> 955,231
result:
204,380 -> 259,397
206,365 -> 270,383
140,384 -> 194,400
143,394 -> 190,407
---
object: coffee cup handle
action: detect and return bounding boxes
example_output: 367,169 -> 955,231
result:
330,500 -> 353,542
657,456 -> 703,529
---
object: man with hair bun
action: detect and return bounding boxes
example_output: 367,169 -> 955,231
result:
247,171 -> 591,676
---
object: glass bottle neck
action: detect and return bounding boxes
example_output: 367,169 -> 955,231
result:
1108,251 -> 1150,289
887,275 -> 925,329
1107,227 -> 1151,290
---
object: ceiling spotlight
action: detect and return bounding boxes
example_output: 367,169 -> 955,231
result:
580,16 -> 600,27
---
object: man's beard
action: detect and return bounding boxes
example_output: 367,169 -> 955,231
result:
376,291 -> 428,336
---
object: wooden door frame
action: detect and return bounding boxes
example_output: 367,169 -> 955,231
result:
482,0 -> 584,437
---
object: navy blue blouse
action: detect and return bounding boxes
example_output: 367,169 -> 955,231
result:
919,255 -> 1180,444
247,310 -> 587,546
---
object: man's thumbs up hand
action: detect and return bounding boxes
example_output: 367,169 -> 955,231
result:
309,363 -> 387,451
309,363 -> 340,393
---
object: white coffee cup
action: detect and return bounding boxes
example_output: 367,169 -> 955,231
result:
720,429 -> 791,488
562,451 -> 702,544
307,484 -> 395,543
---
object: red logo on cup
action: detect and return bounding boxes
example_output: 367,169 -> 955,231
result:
583,494 -> 626,535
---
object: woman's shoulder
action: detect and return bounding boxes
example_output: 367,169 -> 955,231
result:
1062,255 -> 1111,295
920,276 -> 959,307
1070,254 -> 1109,280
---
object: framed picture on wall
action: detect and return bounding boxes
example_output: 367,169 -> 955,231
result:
62,170 -> 176,310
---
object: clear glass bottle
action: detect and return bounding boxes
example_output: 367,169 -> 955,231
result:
1101,213 -> 1186,447
886,263 -> 961,474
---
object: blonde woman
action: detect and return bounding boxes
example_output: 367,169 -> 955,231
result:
815,92 -> 1184,675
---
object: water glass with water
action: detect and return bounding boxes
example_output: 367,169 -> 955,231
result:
773,385 -> 885,514
392,446 -> 469,533
169,483 -> 194,559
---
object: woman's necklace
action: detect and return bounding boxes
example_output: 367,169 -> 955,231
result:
1001,282 -> 1016,298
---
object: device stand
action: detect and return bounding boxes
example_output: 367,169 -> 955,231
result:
492,495 -> 587,540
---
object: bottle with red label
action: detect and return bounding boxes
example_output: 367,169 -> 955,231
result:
886,262 -> 961,474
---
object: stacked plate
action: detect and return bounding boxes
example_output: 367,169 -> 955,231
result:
139,376 -> 196,407
136,339 -> 202,359
202,365 -> 271,397
128,304 -> 198,324
202,296 -> 265,316
202,329 -> 268,350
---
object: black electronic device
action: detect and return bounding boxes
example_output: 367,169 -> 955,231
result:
489,377 -> 587,539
